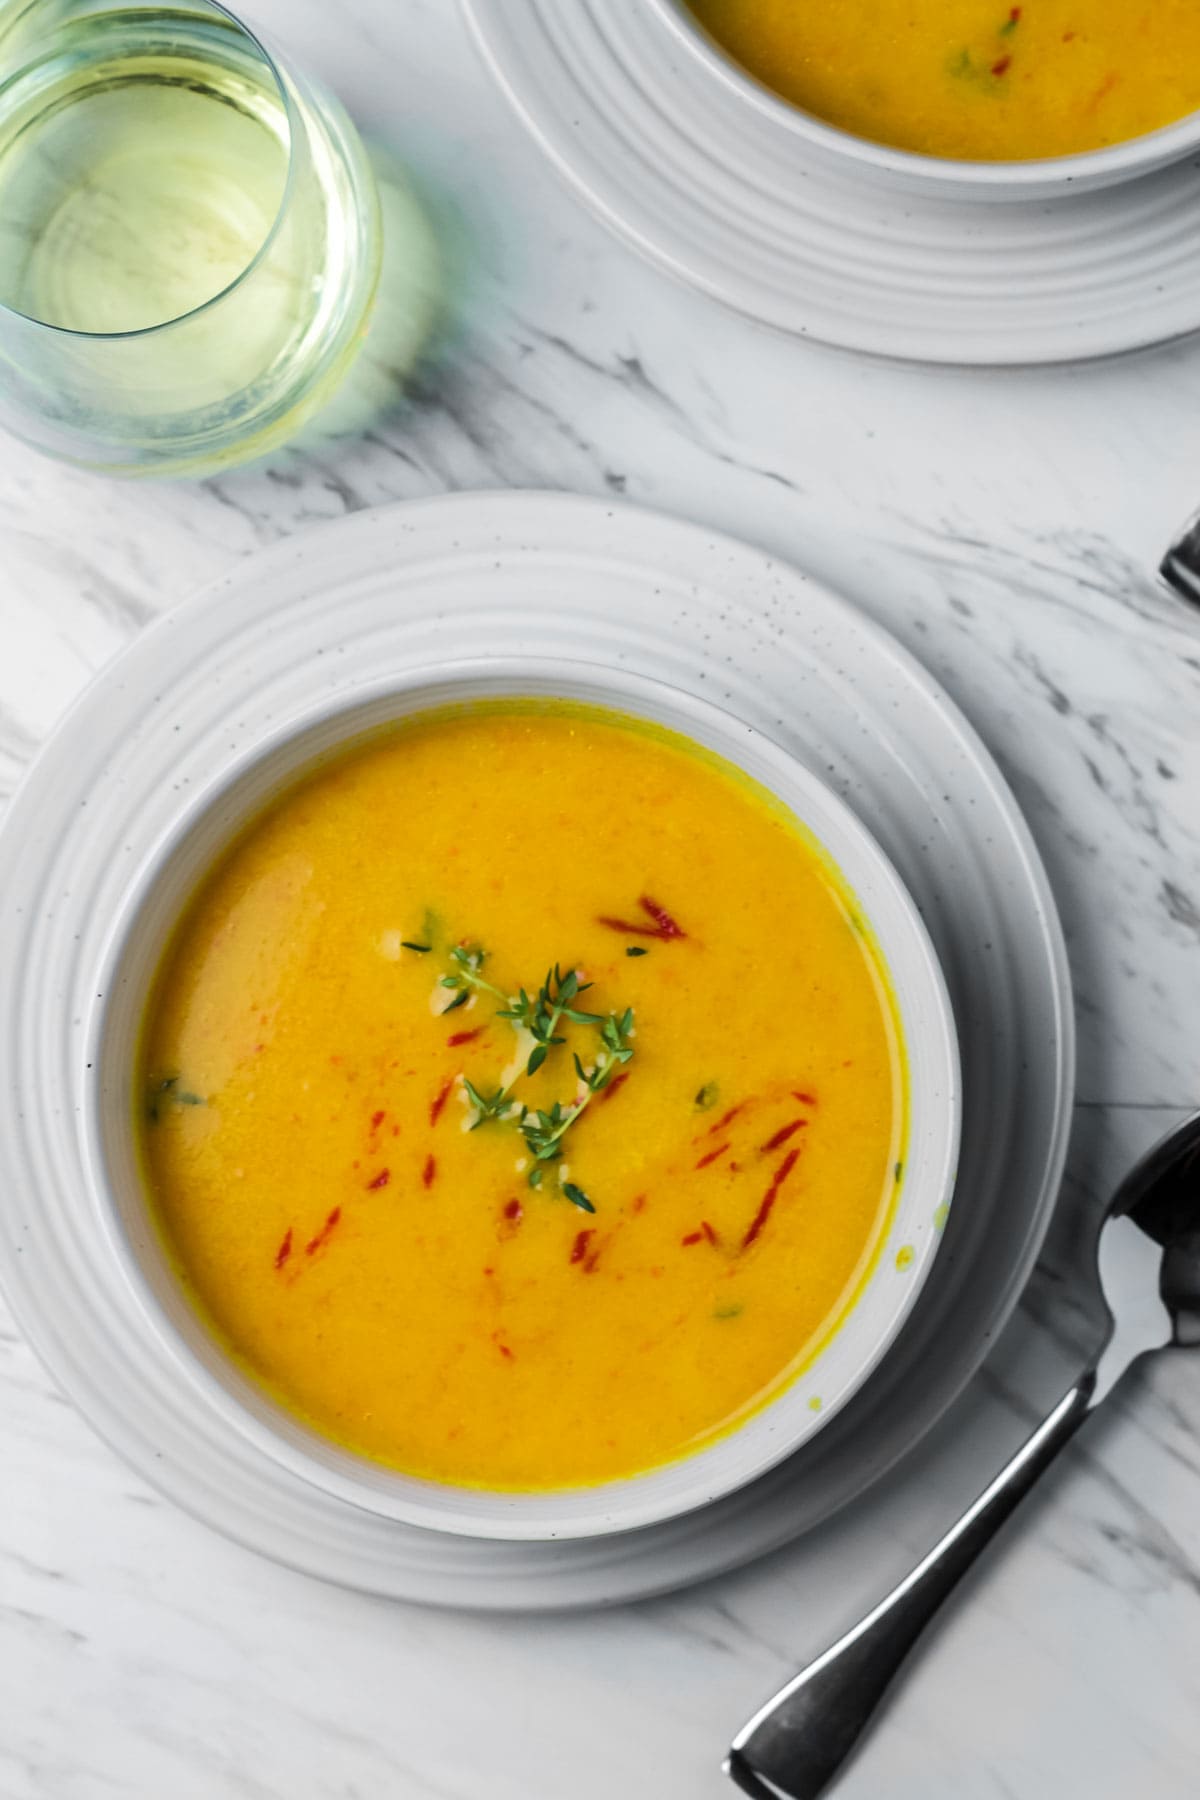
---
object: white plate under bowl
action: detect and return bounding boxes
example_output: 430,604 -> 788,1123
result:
0,492 -> 1072,1607
86,658 -> 960,1542
462,0 -> 1200,363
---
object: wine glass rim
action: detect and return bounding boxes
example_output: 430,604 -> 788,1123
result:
0,0 -> 302,340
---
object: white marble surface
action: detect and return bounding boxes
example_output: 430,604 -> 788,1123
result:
2,3 -> 1200,1797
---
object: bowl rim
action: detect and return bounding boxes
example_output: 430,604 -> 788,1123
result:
82,654 -> 961,1542
649,0 -> 1200,190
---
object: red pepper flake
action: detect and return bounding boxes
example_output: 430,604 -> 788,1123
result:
273,1228 -> 293,1270
792,1091 -> 817,1106
632,1194 -> 647,1214
429,1077 -> 454,1127
583,1250 -> 602,1273
367,1168 -> 390,1190
760,1118 -> 807,1154
601,1070 -> 630,1104
370,1109 -> 385,1130
596,894 -> 687,940
695,1141 -> 730,1170
497,1343 -> 514,1360
570,1228 -> 594,1265
503,1198 -> 523,1222
639,895 -> 685,938
682,1220 -> 720,1248
305,1207 -> 342,1255
1009,4 -> 1021,20
422,1155 -> 436,1189
446,1026 -> 484,1048
709,1102 -> 747,1135
741,1148 -> 802,1252
991,53 -> 1011,75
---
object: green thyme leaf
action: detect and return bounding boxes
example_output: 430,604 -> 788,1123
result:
625,946 -> 648,957
562,1182 -> 595,1214
694,1081 -> 720,1111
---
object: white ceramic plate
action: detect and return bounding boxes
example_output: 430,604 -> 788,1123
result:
462,0 -> 1200,364
0,492 -> 1073,1608
88,659 -> 960,1541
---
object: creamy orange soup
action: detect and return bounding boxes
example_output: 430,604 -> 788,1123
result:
139,704 -> 904,1490
686,1 -> 1200,162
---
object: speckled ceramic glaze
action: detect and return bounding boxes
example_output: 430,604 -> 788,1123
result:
0,493 -> 1072,1605
462,0 -> 1200,362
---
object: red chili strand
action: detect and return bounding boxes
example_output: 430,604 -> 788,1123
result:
305,1207 -> 342,1255
503,1198 -> 523,1222
596,894 -> 687,940
701,1220 -> 719,1246
429,1077 -> 454,1127
709,1102 -> 747,1135
681,1230 -> 704,1246
695,1141 -> 730,1170
446,1026 -> 485,1047
760,1118 -> 807,1153
422,1155 -> 436,1189
370,1109 -> 385,1130
638,895 -> 685,938
601,1071 -> 629,1104
741,1148 -> 802,1251
570,1228 -> 594,1265
792,1091 -> 817,1106
367,1168 -> 390,1190
274,1228 -> 293,1270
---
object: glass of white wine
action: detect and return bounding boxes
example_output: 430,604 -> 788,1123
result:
0,0 -> 382,475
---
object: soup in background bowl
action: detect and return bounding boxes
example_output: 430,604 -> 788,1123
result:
658,0 -> 1200,196
86,661 -> 960,1540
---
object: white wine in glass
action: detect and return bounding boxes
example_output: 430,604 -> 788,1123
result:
0,0 -> 382,475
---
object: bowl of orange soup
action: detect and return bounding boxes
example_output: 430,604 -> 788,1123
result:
655,0 -> 1200,196
85,660 -> 959,1539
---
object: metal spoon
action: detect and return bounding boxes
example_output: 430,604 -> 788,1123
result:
1160,509 -> 1200,606
726,1112 -> 1200,1800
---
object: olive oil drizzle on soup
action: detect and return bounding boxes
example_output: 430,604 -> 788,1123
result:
139,705 -> 905,1491
686,1 -> 1200,162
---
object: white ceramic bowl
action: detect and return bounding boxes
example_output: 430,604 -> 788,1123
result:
86,657 -> 960,1541
651,0 -> 1200,200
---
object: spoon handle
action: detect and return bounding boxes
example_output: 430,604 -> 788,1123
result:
1160,510 -> 1200,607
726,1374 -> 1096,1800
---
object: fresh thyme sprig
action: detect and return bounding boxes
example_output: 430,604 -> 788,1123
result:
438,943 -> 508,1015
499,964 -> 603,1075
434,938 -> 636,1211
145,1074 -> 206,1122
517,1006 -> 636,1191
461,1077 -> 517,1129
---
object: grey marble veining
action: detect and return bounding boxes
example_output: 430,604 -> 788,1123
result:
1,1 -> 1199,1796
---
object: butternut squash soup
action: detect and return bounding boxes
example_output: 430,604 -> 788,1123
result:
684,1 -> 1200,162
138,703 -> 904,1490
